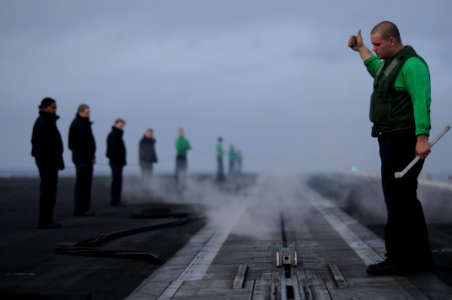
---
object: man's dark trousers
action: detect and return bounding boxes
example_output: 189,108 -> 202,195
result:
110,163 -> 123,206
175,155 -> 187,183
38,167 -> 58,226
74,162 -> 93,214
378,129 -> 432,268
216,156 -> 224,182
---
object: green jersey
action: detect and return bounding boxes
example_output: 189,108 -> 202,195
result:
364,49 -> 431,136
216,143 -> 224,157
175,137 -> 191,156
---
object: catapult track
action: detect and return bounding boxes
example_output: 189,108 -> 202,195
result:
127,178 -> 452,300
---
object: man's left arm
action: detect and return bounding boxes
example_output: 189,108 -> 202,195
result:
403,58 -> 432,159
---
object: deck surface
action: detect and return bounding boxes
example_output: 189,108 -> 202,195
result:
1,174 -> 452,299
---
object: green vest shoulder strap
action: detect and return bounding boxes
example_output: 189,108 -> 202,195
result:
373,46 -> 418,92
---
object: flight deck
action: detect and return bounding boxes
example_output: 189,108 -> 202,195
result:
1,173 -> 452,299
127,174 -> 452,300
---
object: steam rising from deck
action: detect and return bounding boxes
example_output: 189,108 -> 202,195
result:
122,172 -> 452,239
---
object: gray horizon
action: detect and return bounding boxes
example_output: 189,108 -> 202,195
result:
1,0 -> 451,177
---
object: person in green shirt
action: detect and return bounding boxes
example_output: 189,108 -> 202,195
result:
174,127 -> 191,184
235,150 -> 242,174
228,144 -> 236,175
216,137 -> 225,182
348,21 -> 432,275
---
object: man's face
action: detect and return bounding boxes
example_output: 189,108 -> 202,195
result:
145,130 -> 153,138
371,33 -> 395,59
115,121 -> 125,130
42,103 -> 57,114
79,108 -> 90,118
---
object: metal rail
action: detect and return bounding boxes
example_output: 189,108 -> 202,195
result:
277,213 -> 303,300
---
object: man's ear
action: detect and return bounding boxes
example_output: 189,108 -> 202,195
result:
388,36 -> 396,46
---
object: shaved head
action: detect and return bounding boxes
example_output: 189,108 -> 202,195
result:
371,21 -> 401,42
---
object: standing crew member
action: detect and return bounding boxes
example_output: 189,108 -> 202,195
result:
348,21 -> 433,275
174,127 -> 191,184
69,104 -> 96,216
31,97 -> 65,229
228,144 -> 236,175
106,118 -> 126,207
216,137 -> 225,182
236,150 -> 242,174
139,128 -> 158,179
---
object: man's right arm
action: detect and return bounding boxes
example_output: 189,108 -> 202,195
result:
348,29 -> 373,61
348,29 -> 381,77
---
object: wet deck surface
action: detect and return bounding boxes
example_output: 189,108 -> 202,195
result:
128,175 -> 452,299
1,174 -> 452,299
0,176 -> 207,300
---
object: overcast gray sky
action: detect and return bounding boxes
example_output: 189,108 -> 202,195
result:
1,0 -> 451,176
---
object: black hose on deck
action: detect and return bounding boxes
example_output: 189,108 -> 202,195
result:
55,206 -> 190,263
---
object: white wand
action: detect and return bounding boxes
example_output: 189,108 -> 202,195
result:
394,125 -> 451,178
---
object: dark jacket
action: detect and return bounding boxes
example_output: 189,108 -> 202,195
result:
68,114 -> 96,165
31,111 -> 65,171
106,126 -> 126,166
139,136 -> 158,165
